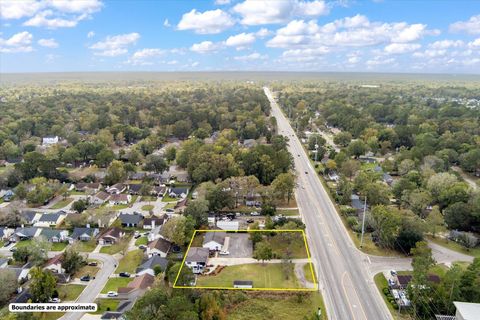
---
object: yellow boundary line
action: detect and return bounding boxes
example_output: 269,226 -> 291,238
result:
173,229 -> 318,291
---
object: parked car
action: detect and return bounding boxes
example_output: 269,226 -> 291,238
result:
134,231 -> 140,238
88,262 -> 98,267
119,272 -> 130,278
80,275 -> 90,282
219,250 -> 230,255
4,241 -> 11,247
390,270 -> 397,276
250,211 -> 260,216
9,247 -> 17,252
388,279 -> 396,286
246,219 -> 254,223
107,291 -> 118,297
138,245 -> 147,250
50,298 -> 61,303
166,208 -> 174,213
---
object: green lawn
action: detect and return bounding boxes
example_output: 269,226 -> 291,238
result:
38,312 -> 65,320
164,202 -> 176,209
99,237 -> 130,255
162,195 -> 178,202
276,209 -> 300,216
110,204 -> 130,210
227,292 -> 326,320
50,198 -> 74,209
73,240 -> 97,252
428,236 -> 480,258
135,236 -> 148,246
69,190 -> 86,196
101,278 -> 131,294
141,204 -> 154,211
74,265 -> 100,279
267,233 -> 309,259
57,284 -> 85,301
92,299 -> 120,314
15,239 -> 33,248
51,242 -> 68,251
115,249 -> 144,273
303,263 -> 316,283
140,196 -> 157,202
196,263 -> 301,289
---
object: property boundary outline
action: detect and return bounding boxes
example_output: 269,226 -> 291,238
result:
173,229 -> 318,291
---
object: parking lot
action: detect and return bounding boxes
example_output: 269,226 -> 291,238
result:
224,233 -> 252,258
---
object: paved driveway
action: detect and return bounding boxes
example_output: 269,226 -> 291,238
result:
226,233 -> 252,258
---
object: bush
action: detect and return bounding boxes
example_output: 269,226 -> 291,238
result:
340,206 -> 357,217
382,288 -> 390,295
347,216 -> 359,229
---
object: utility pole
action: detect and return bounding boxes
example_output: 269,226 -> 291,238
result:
360,196 -> 367,248
314,135 -> 319,162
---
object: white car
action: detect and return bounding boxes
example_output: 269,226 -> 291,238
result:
50,298 -> 61,303
107,291 -> 118,297
219,250 -> 230,255
250,211 -> 260,216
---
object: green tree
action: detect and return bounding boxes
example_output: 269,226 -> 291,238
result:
144,154 -> 168,173
333,132 -> 352,147
0,269 -> 18,305
409,241 -> 435,318
95,149 -> 115,167
347,140 -> 367,158
184,200 -> 209,228
72,199 -> 88,213
29,267 -> 57,303
161,216 -> 187,245
370,205 -> 400,249
271,172 -> 296,204
61,248 -> 85,275
253,241 -> 273,263
105,160 -> 126,185
165,146 -> 177,162
444,202 -> 473,231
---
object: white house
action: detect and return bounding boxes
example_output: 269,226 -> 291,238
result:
107,183 -> 126,195
34,212 -> 66,227
202,232 -> 226,251
147,237 -> 172,258
44,254 -> 65,274
185,247 -> 209,274
42,136 -> 59,146
108,194 -> 131,206
454,301 -> 480,320
90,191 -> 110,205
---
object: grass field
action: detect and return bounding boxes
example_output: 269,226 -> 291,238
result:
73,240 -> 97,252
195,263 -> 301,289
115,249 -> 144,273
227,292 -> 326,320
15,239 -> 33,248
93,299 -> 120,314
164,202 -> 176,209
57,284 -> 85,301
267,232 -> 309,259
141,204 -> 154,211
50,242 -> 68,251
50,197 -> 74,209
303,263 -> 315,283
140,196 -> 157,202
99,237 -> 130,255
101,278 -> 131,293
276,209 -> 300,216
38,312 -> 65,320
135,236 -> 148,246
162,195 -> 178,202
74,265 -> 100,279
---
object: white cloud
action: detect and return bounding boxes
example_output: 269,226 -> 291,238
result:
468,38 -> 480,48
348,56 -> 360,64
2,0 -> 102,29
167,60 -> 178,65
23,10 -> 88,28
163,19 -> 171,27
90,32 -> 140,56
366,56 -> 395,66
267,15 -> 437,49
225,32 -> 256,49
38,38 -> 58,48
234,52 -> 268,61
215,0 -> 231,4
87,31 -> 95,38
413,49 -> 447,58
281,47 -> 329,60
233,0 -> 328,25
429,39 -> 464,49
384,43 -> 420,54
450,14 -> 480,34
191,61 -> 199,67
177,9 -> 234,34
255,28 -> 271,38
0,31 -> 33,53
190,41 -> 222,53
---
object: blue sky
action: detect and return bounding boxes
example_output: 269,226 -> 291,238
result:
0,0 -> 479,73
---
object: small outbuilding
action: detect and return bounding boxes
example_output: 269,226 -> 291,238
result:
233,280 -> 253,289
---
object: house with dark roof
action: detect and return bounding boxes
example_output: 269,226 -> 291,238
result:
34,212 -> 66,227
101,312 -> 125,320
21,211 -> 42,225
185,247 -> 209,274
396,274 -> 440,289
136,256 -> 168,276
351,194 -> 367,216
118,273 -> 155,296
147,237 -> 171,258
143,216 -> 165,230
97,227 -> 125,245
118,213 -> 143,227
40,228 -> 69,243
130,172 -> 147,180
168,187 -> 189,198
233,280 -> 253,289
12,227 -> 41,241
151,185 -> 166,196
127,184 -> 142,195
91,191 -> 110,205
203,232 -> 226,251
69,227 -> 99,242
75,182 -> 101,193
3,189 -> 14,202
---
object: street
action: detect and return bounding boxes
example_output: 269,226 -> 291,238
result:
265,87 -> 392,320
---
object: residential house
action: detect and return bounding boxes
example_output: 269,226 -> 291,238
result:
108,194 -> 131,205
454,301 -> 480,320
383,173 -> 394,185
21,210 -> 43,225
203,232 -> 226,251
174,197 -> 188,212
351,194 -> 367,217
40,228 -> 68,243
97,227 -> 125,245
101,312 -> 125,320
118,273 -> 155,297
9,266 -> 30,283
216,221 -> 239,231
12,227 -> 41,241
151,185 -> 166,197
34,212 -> 66,227
69,227 -> 99,242
118,213 -> 143,228
127,184 -> 142,195
107,183 -> 126,195
168,187 -> 188,198
3,189 -> 14,202
42,136 -> 59,146
147,237 -> 171,258
327,171 -> 340,182
396,274 -> 440,289
44,254 -> 65,274
91,191 -> 110,205
185,247 -> 209,274
135,256 -> 168,276
143,216 -> 165,230
243,139 -> 257,148
75,182 -> 101,193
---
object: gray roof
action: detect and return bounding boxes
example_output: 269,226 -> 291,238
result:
15,227 -> 39,238
40,228 -> 64,240
203,232 -> 226,246
136,256 -> 168,273
186,247 -> 209,264
0,257 -> 9,266
22,211 -> 38,223
234,280 -> 253,286
169,187 -> 188,195
38,213 -> 61,222
118,213 -> 143,225
71,227 -> 97,239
